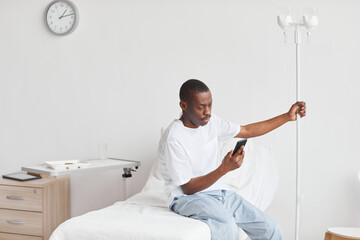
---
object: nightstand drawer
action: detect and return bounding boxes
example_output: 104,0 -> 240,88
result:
0,232 -> 42,240
0,185 -> 42,212
0,209 -> 42,236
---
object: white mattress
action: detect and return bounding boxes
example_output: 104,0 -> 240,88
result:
50,190 -> 249,240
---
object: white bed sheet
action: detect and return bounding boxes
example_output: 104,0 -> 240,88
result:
50,190 -> 210,240
50,189 -> 249,240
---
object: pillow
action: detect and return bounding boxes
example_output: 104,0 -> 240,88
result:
141,128 -> 166,193
141,158 -> 165,193
218,139 -> 278,211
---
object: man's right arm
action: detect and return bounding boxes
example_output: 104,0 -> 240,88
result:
180,146 -> 245,195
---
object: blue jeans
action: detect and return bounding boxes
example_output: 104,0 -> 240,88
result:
170,190 -> 282,240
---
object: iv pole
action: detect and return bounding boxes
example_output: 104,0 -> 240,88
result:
277,8 -> 318,240
295,23 -> 301,240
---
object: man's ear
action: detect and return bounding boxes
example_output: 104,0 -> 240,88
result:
179,101 -> 187,111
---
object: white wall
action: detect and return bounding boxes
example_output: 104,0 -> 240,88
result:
1,0 -> 360,239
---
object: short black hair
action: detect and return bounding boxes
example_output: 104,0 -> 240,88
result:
179,79 -> 209,102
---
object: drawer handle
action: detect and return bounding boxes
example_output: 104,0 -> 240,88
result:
7,220 -> 25,225
6,196 -> 24,200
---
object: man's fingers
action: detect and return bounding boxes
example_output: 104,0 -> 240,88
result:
299,109 -> 306,116
297,102 -> 306,118
297,101 -> 305,106
234,148 -> 245,163
298,108 -> 306,114
294,101 -> 305,109
233,146 -> 245,157
235,156 -> 244,167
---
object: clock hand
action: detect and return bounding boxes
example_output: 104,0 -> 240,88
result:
59,9 -> 67,19
62,13 -> 74,18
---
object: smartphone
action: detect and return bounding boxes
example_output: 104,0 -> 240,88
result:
231,139 -> 247,156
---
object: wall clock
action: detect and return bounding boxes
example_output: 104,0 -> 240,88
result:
45,0 -> 79,35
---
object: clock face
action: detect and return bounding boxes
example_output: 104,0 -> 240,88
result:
45,0 -> 79,35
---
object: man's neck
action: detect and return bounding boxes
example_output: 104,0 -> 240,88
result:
180,115 -> 198,129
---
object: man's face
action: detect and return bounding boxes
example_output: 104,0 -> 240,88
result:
181,91 -> 212,127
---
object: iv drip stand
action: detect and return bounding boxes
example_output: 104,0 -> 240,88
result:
295,24 -> 301,240
278,8 -> 317,239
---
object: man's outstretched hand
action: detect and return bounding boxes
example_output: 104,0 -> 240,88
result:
288,102 -> 306,121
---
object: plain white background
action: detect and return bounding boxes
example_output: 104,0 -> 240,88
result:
1,0 -> 360,239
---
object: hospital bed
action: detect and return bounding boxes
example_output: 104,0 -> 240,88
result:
49,139 -> 278,240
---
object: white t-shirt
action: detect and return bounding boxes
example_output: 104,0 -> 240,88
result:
158,114 -> 241,206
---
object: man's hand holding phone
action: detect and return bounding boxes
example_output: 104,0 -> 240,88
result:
220,140 -> 247,174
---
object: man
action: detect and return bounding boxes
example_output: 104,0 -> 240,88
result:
158,79 -> 306,240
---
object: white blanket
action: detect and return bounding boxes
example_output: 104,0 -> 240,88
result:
50,190 -> 250,240
50,190 -> 211,240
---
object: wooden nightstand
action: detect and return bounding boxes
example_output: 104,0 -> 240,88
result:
0,176 -> 70,240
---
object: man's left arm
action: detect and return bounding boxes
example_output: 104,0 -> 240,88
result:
235,101 -> 306,139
